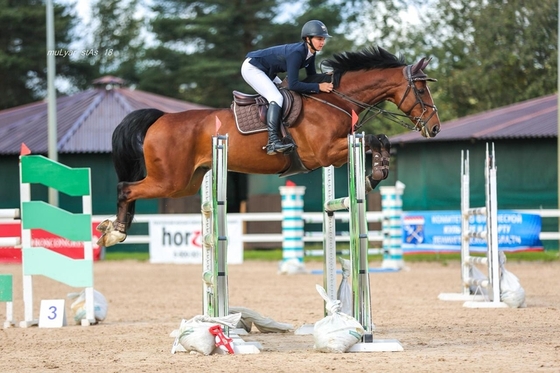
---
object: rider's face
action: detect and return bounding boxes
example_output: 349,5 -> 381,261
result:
308,37 -> 326,52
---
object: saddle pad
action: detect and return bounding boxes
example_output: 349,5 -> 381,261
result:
233,102 -> 267,134
232,91 -> 303,135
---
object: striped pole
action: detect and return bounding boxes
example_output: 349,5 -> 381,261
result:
380,181 -> 405,269
279,184 -> 306,269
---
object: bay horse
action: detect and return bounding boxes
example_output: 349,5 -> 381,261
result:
97,46 -> 440,247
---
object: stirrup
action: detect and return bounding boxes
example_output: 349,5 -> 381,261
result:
265,141 -> 294,155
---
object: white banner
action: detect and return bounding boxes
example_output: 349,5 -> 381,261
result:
148,215 -> 243,264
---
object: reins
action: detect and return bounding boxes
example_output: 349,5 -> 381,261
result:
301,90 -> 381,131
302,65 -> 437,132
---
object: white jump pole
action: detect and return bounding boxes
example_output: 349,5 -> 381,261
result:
438,144 -> 507,308
199,134 -> 260,354
323,133 -> 403,352
202,135 -> 229,320
463,143 -> 505,308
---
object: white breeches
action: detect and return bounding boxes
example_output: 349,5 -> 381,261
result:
241,58 -> 284,106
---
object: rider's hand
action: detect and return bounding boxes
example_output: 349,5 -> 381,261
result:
319,82 -> 333,93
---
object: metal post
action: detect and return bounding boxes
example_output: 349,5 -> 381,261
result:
46,0 -> 58,206
322,166 -> 338,304
460,150 -> 471,297
348,133 -> 373,338
214,135 -> 229,321
201,135 -> 229,320
486,143 -> 500,303
201,170 -> 214,316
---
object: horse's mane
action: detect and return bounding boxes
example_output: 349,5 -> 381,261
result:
301,46 -> 407,89
324,46 -> 406,74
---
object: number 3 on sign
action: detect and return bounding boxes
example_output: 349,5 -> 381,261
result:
39,299 -> 67,328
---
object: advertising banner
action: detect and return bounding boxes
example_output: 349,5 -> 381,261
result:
0,221 -> 103,263
402,210 -> 543,254
148,215 -> 243,264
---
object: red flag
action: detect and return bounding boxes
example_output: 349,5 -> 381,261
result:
215,116 -> 222,135
351,110 -> 359,133
20,143 -> 31,156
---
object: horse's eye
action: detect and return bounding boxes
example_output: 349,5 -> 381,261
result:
418,88 -> 426,94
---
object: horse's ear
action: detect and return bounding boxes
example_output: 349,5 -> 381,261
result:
420,57 -> 432,71
411,57 -> 432,75
411,57 -> 426,75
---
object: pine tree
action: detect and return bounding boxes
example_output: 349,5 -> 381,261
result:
0,0 -> 76,109
403,0 -> 558,120
141,0 -> 353,107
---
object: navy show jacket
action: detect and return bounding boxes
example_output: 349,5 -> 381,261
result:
246,42 -> 320,93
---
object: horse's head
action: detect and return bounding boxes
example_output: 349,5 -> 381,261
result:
395,57 -> 440,138
317,46 -> 441,137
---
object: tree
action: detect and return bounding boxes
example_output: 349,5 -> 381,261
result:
141,0 -> 354,107
341,0 -> 426,136
403,0 -> 558,120
65,0 -> 146,91
0,0 -> 76,109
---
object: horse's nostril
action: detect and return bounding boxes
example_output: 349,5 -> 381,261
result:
432,125 -> 440,135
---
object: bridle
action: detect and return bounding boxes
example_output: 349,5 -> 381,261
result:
394,65 -> 438,131
302,64 -> 438,132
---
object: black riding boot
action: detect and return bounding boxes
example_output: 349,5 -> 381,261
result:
265,102 -> 294,155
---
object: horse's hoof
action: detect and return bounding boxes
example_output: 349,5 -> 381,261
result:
96,235 -> 107,247
96,219 -> 113,233
365,177 -> 373,194
97,231 -> 126,247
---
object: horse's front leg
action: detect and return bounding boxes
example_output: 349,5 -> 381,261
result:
364,134 -> 391,192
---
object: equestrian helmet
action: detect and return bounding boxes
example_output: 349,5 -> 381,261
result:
301,20 -> 331,39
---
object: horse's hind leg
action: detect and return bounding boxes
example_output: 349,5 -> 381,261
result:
96,181 -> 139,247
364,134 -> 391,192
97,167 -> 209,247
97,177 -> 178,247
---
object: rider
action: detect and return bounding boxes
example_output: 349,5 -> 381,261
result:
241,20 -> 334,155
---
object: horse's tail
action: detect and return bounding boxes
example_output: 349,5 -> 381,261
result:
112,108 -> 165,225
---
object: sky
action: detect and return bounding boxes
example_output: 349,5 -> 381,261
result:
61,0 -> 154,50
72,0 -> 93,23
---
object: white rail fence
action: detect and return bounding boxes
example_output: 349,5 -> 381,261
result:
91,212 -> 386,255
4,209 -> 560,252
91,209 -> 560,250
516,210 -> 560,241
